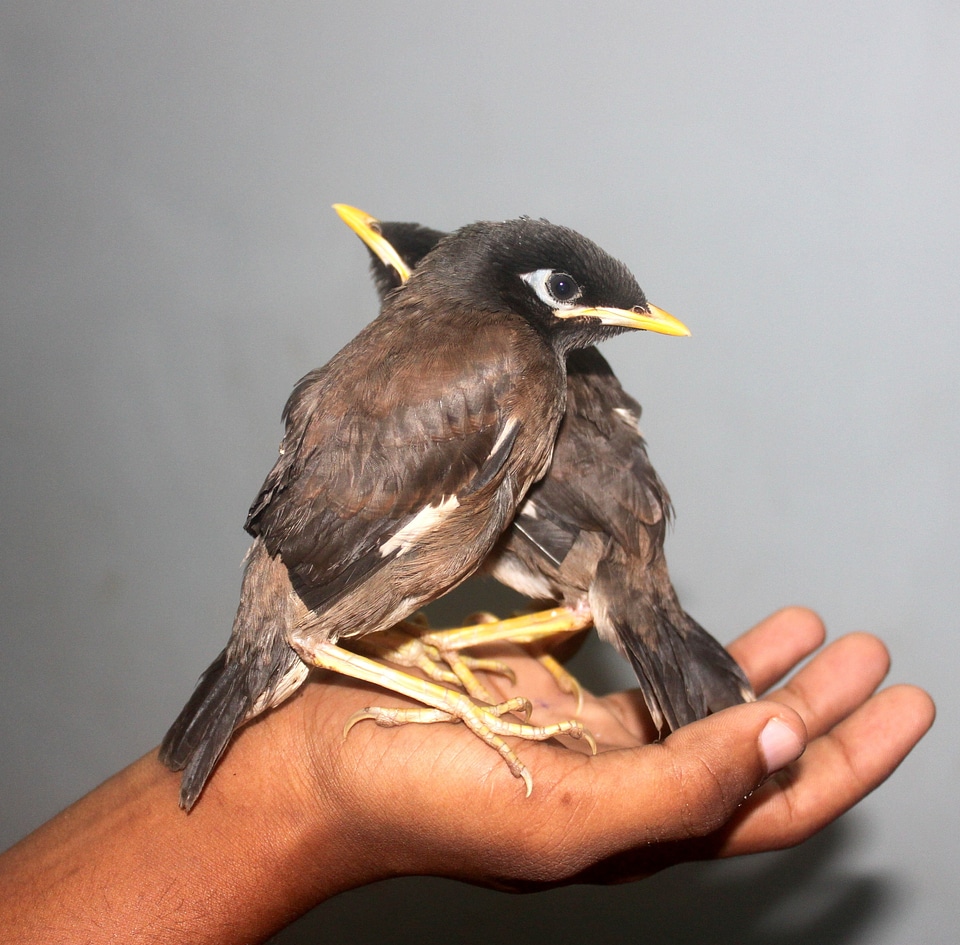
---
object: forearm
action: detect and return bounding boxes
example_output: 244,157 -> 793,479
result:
0,710 -> 358,944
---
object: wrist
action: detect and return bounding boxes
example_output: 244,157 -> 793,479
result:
181,687 -> 378,928
0,690 -> 371,944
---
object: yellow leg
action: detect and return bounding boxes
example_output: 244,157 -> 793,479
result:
535,653 -> 584,713
420,606 -> 593,650
289,636 -> 596,797
351,625 -> 463,688
350,622 -> 516,702
419,606 -> 593,712
344,694 -> 531,734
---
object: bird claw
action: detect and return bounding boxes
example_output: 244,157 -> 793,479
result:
536,653 -> 585,713
418,607 -> 593,710
477,695 -> 533,721
305,641 -> 592,799
355,623 -> 517,701
453,654 -> 517,685
344,705 -> 455,738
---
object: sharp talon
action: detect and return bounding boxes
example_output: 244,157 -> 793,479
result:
343,709 -> 374,738
580,727 -> 598,755
483,698 -> 514,717
345,705 -> 457,737
301,643 -> 590,802
495,696 -> 532,720
502,753 -> 534,797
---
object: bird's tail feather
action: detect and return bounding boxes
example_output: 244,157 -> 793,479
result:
613,605 -> 754,736
160,539 -> 308,810
159,647 -> 254,810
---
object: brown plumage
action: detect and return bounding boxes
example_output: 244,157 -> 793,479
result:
345,212 -> 753,735
160,216 -> 686,808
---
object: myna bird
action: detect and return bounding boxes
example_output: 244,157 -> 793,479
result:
335,205 -> 753,736
160,215 -> 689,809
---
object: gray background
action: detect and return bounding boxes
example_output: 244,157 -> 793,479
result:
2,3 -> 956,943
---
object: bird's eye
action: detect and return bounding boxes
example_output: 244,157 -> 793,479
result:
547,272 -> 580,301
521,269 -> 584,309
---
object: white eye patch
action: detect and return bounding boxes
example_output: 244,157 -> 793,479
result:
521,269 -> 583,310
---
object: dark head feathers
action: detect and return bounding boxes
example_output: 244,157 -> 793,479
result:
396,218 -> 652,354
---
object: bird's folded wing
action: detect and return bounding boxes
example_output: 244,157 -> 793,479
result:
244,360 -> 524,612
518,357 -> 670,562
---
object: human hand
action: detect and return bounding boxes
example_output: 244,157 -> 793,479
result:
268,606 -> 933,893
1,607 -> 931,945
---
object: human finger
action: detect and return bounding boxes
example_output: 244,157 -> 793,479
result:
727,606 -> 826,695
763,631 -> 890,738
534,702 -> 808,862
717,683 -> 935,855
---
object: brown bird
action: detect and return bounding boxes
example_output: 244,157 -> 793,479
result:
335,205 -> 753,736
160,214 -> 689,808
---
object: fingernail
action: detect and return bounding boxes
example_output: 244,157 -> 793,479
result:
759,717 -> 805,775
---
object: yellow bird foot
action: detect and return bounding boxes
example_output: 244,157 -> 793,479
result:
419,606 -> 593,711
291,638 -> 596,797
352,622 -> 517,701
535,653 -> 585,714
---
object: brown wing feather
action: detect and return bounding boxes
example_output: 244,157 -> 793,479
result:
245,308 -> 545,612
509,347 -> 670,566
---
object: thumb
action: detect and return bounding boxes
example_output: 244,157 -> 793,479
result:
585,702 -> 807,850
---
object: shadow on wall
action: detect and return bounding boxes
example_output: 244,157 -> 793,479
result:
271,818 -> 894,945
267,578 -> 897,945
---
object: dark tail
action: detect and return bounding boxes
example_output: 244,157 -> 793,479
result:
614,604 -> 754,735
159,647 -> 255,810
593,555 -> 753,735
159,539 -> 306,810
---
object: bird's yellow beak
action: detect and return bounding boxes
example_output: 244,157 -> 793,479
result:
556,303 -> 690,337
333,203 -> 412,282
335,203 -> 689,338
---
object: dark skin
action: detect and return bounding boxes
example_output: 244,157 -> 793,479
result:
0,607 -> 934,943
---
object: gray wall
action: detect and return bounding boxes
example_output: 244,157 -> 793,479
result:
2,4 -> 956,943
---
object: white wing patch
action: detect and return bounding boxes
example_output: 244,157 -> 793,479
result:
380,495 -> 461,557
249,661 -> 310,716
491,417 -> 519,456
490,555 -> 557,601
518,498 -> 539,519
613,406 -> 640,430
